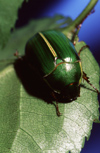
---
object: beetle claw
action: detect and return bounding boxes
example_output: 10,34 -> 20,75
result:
57,111 -> 62,117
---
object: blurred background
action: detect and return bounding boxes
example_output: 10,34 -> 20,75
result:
15,0 -> 100,152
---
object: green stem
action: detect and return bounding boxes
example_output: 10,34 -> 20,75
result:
64,0 -> 98,32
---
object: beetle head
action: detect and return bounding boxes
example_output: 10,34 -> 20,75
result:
61,82 -> 80,101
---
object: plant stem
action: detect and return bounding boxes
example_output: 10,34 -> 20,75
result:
63,0 -> 98,32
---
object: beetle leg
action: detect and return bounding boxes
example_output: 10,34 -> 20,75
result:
51,92 -> 62,116
78,45 -> 89,56
56,102 -> 62,117
83,71 -> 99,94
72,25 -> 81,45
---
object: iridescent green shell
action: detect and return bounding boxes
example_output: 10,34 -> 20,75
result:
25,30 -> 82,100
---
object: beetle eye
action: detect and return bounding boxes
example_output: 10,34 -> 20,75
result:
69,82 -> 79,86
69,83 -> 74,86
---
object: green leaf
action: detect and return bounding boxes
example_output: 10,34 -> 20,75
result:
0,16 -> 99,153
0,0 -> 24,48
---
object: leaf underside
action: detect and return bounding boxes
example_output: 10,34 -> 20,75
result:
0,16 -> 99,153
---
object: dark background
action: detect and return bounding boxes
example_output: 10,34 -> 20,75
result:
15,0 -> 100,152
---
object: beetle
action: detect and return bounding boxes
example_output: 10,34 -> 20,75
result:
25,30 -> 99,116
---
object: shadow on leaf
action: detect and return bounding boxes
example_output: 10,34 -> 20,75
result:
14,57 -> 53,104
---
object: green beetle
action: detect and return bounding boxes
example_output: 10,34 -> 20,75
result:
25,30 -> 99,116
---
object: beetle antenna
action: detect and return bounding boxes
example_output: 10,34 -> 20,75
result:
83,71 -> 99,94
